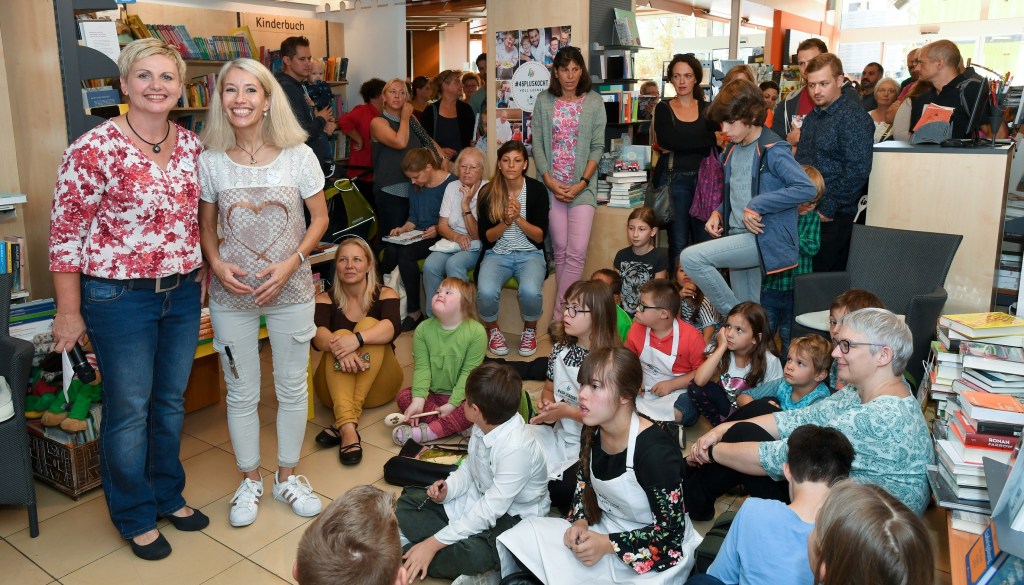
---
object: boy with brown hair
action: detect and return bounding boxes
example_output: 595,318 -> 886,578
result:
828,288 -> 884,389
294,485 -> 406,585
625,278 -> 706,426
736,334 -> 832,412
396,363 -> 550,583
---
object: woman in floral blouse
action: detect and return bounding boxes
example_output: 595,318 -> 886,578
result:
198,58 -> 328,529
49,39 -> 208,560
498,347 -> 700,583
531,46 -> 606,325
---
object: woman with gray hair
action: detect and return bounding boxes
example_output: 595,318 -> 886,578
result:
683,308 -> 932,520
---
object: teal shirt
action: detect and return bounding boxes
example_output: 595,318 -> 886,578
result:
758,387 -> 933,515
743,378 -> 831,411
411,318 -> 487,405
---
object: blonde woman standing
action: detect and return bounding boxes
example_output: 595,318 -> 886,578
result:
198,58 -> 328,528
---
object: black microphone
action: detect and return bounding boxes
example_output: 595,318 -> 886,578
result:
67,343 -> 96,384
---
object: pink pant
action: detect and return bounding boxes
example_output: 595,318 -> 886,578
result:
549,198 -> 596,320
395,387 -> 472,439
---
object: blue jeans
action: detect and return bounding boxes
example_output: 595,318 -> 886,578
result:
672,392 -> 701,427
476,249 -> 546,323
80,276 -> 201,539
422,248 -> 481,317
686,574 -> 727,584
660,171 -> 700,268
679,232 -> 762,316
761,288 -> 794,357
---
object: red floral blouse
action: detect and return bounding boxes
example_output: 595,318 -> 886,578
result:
49,120 -> 203,279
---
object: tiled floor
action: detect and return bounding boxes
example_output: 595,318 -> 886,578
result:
0,330 -> 954,584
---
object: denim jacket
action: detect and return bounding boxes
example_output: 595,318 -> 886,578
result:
718,128 -> 817,274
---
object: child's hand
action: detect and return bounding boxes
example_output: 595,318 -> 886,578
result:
742,210 -> 764,235
650,381 -> 675,397
563,519 -> 589,549
404,397 -> 426,419
572,530 -> 614,566
403,537 -> 444,583
705,211 -> 724,238
427,479 -> 447,503
530,402 -> 565,425
715,326 -> 729,350
437,403 -> 456,418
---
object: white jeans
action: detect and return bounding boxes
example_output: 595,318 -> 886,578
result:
210,299 -> 317,472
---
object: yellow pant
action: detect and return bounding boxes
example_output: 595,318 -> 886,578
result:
313,317 -> 403,428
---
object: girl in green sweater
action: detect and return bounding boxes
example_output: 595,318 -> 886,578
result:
393,278 -> 488,443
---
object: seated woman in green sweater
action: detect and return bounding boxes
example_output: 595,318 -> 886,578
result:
393,277 -> 488,443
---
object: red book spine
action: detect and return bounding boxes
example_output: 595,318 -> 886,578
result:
955,410 -> 1018,449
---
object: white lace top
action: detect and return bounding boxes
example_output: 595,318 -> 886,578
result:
198,145 -> 324,309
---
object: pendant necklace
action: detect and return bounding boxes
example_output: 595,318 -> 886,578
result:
125,114 -> 171,153
237,142 -> 266,165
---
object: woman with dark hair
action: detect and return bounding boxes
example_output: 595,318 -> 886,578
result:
338,77 -> 386,205
410,75 -> 431,120
421,70 -> 476,161
679,79 -> 814,315
651,54 -> 720,265
475,141 -> 549,358
532,46 -> 606,327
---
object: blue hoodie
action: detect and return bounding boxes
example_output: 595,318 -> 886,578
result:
718,128 -> 817,275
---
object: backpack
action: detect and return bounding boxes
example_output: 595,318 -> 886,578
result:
692,510 -> 738,574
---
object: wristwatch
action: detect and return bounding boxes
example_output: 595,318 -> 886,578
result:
707,443 -> 716,464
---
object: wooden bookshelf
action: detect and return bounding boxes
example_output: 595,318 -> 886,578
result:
327,80 -> 348,87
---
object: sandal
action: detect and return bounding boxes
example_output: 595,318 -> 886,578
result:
338,430 -> 362,466
391,422 -> 431,446
315,426 -> 341,447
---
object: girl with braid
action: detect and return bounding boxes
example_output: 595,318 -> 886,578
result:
498,347 -> 701,583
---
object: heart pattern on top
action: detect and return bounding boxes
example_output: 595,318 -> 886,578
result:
225,200 -> 290,262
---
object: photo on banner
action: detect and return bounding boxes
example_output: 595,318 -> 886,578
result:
494,24 -> 572,155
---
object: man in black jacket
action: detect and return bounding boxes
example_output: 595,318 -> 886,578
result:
275,36 -> 335,172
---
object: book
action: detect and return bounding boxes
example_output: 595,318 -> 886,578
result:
963,391 -> 1024,426
382,230 -> 425,245
914,103 -> 955,132
960,408 -> 1024,437
952,510 -> 990,535
942,312 -> 1024,339
937,439 -> 989,477
962,341 -> 1024,376
966,522 -> 1000,585
613,8 -> 642,47
965,369 -> 1024,393
939,462 -> 990,499
954,409 -> 1022,450
950,422 -> 1015,464
931,466 -> 992,513
974,552 -> 1024,585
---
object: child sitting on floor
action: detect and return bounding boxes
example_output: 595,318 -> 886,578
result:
393,278 -> 487,444
591,268 -> 632,341
295,485 -> 407,585
736,334 -> 832,412
677,262 -> 721,348
827,289 -> 884,390
625,279 -> 706,426
614,207 -> 669,316
396,363 -> 550,583
685,425 -> 855,585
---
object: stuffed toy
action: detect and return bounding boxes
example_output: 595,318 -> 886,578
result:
25,339 -> 103,433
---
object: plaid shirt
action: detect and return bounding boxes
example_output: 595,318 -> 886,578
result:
762,211 -> 820,292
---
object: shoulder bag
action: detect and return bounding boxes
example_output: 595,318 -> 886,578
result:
644,152 -> 675,227
690,145 -> 724,222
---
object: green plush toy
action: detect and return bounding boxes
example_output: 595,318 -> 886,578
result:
24,378 -> 102,433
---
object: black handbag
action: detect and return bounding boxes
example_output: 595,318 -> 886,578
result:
382,439 -> 465,487
644,152 -> 675,227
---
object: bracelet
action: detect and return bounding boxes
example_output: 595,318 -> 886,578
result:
707,443 -> 716,464
296,250 -> 307,263
463,211 -> 473,216
355,332 -> 364,347
581,177 -> 591,184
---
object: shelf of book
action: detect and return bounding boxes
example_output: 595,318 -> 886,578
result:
185,59 -> 228,65
170,107 -> 209,112
327,80 -> 348,87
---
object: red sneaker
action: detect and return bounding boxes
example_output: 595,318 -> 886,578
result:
519,327 -> 538,357
488,328 -> 509,356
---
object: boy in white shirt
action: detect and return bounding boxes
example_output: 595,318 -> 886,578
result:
397,363 -> 550,583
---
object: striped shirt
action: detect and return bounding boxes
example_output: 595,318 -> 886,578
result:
492,183 -> 533,254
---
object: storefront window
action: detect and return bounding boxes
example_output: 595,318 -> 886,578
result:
841,0 -> 983,29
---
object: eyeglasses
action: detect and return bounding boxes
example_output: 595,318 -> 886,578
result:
563,306 -> 591,318
832,338 -> 887,354
636,303 -> 668,313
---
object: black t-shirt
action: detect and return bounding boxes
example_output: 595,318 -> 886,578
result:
590,424 -> 683,487
652,100 -> 718,173
911,68 -> 992,140
614,246 -> 669,315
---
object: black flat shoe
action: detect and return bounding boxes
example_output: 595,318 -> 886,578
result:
130,532 -> 172,561
315,426 -> 341,447
338,431 -> 362,466
401,314 -> 424,332
163,507 -> 209,532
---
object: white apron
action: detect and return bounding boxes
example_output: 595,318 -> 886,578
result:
498,414 -> 701,584
635,321 -> 683,422
529,345 -> 584,480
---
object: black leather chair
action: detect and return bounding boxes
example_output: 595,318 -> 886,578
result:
792,224 -> 962,385
0,273 -> 38,537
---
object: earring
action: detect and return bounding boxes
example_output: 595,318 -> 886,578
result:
263,110 -> 268,117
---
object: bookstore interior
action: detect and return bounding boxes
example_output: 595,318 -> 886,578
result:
1,0 -> 1024,583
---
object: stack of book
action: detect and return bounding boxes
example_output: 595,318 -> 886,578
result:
324,56 -> 348,82
126,15 -> 254,61
177,73 -> 216,109
998,252 -> 1021,291
924,339 -> 962,410
199,308 -> 212,342
0,236 -> 27,294
600,90 -> 639,123
605,170 -> 646,208
10,298 -> 56,342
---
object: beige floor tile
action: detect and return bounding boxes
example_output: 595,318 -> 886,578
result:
0,481 -> 103,538
204,559 -> 289,584
182,400 -> 276,447
6,496 -> 123,578
306,396 -> 397,432
180,433 -> 215,461
371,478 -> 403,498
181,448 -> 256,510
0,539 -> 54,585
359,418 -> 402,455
298,442 -> 391,501
62,530 -> 242,585
248,524 -> 306,584
217,422 -> 329,466
401,364 -> 414,390
689,496 -> 735,538
394,333 -> 414,367
199,487 -> 331,557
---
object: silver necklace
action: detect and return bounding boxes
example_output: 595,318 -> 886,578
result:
237,142 -> 266,165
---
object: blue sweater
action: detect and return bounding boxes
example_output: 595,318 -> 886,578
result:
794,93 -> 875,218
409,175 -> 457,229
708,498 -> 815,585
719,129 -> 817,274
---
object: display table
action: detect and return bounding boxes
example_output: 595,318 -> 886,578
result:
866,141 -> 1015,313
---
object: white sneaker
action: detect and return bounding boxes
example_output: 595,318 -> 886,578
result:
272,472 -> 322,517
229,477 -> 264,527
452,571 -> 500,585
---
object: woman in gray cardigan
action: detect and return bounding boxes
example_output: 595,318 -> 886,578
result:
531,46 -> 606,324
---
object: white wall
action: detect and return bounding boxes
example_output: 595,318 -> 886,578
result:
441,22 -> 470,71
324,3 -> 407,103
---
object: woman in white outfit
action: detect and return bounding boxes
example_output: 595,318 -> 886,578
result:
499,347 -> 700,584
199,58 -> 328,527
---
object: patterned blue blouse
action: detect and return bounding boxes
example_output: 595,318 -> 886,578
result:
758,387 -> 933,515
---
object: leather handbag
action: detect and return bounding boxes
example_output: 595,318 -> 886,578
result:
382,439 -> 464,487
644,152 -> 675,227
690,146 -> 724,222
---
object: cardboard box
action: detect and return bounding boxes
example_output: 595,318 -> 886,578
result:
26,422 -> 101,499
